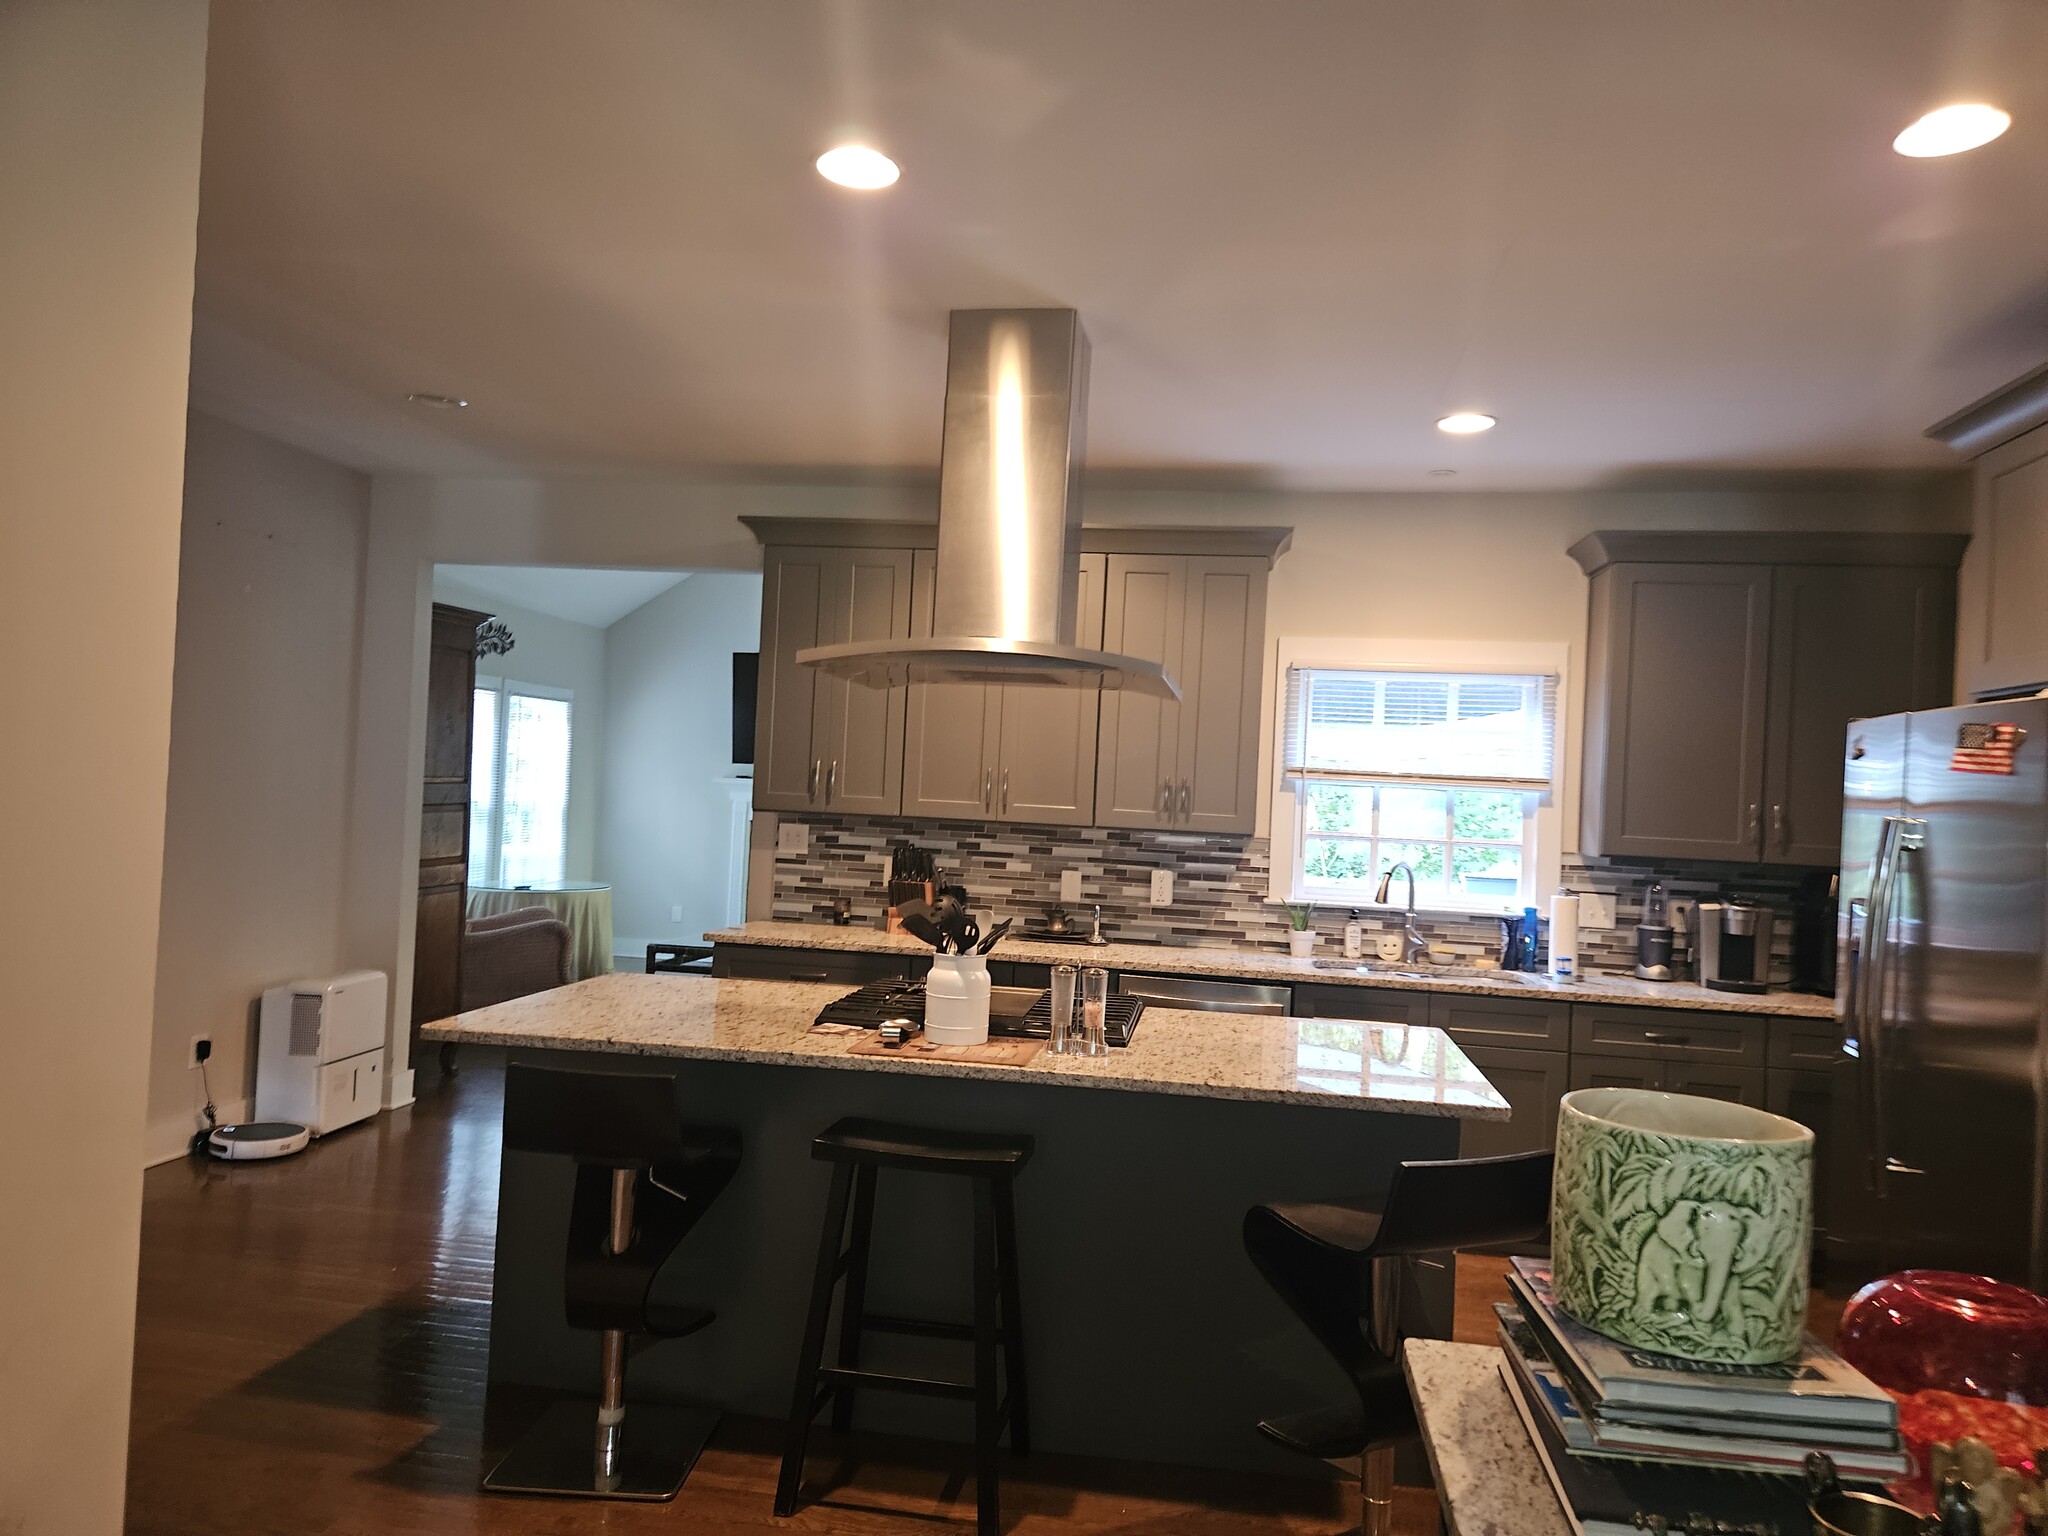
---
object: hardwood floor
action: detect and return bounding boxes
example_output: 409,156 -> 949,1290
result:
128,1052 -> 1435,1535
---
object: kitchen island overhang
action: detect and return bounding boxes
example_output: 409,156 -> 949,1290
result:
424,974 -> 1509,1477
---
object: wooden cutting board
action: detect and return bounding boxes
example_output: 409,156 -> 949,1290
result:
845,1033 -> 1045,1066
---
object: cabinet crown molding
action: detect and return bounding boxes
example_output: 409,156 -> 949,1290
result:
1568,529 -> 1969,576
1926,359 -> 2048,458
740,516 -> 1292,565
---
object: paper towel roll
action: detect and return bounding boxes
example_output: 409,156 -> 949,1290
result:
1548,889 -> 1581,979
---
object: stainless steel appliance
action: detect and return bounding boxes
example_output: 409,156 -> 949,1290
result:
1695,901 -> 1775,992
1634,881 -> 1676,981
1831,698 -> 2048,1289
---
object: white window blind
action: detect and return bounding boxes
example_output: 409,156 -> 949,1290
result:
1281,668 -> 1557,791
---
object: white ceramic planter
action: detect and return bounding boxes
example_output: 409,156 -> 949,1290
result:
1550,1087 -> 1814,1364
1287,930 -> 1316,958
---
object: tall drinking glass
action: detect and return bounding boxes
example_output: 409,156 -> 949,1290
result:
1079,967 -> 1110,1057
1047,964 -> 1079,1054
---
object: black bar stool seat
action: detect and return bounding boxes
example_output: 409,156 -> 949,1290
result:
484,1064 -> 741,1503
776,1115 -> 1032,1536
1245,1148 -> 1554,1536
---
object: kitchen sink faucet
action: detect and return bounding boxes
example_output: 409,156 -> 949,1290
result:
1372,863 -> 1430,965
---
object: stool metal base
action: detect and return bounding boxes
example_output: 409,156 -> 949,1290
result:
483,1397 -> 719,1501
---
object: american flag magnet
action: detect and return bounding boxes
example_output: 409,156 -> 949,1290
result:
1951,720 -> 2026,775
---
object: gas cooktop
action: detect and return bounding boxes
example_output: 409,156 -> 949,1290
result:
813,980 -> 1143,1047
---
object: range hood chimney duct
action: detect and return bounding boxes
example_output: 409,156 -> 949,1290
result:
795,309 -> 1179,698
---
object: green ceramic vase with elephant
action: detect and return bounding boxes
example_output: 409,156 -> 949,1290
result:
1550,1087 -> 1815,1365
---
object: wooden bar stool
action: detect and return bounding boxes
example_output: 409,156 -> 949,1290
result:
774,1116 -> 1033,1536
1243,1149 -> 1554,1536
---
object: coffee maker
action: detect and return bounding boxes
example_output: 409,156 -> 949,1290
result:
1695,900 -> 1775,993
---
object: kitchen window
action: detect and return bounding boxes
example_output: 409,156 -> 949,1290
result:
469,677 -> 574,887
1272,645 -> 1562,913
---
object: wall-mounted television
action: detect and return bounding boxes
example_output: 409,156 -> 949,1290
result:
732,652 -> 758,766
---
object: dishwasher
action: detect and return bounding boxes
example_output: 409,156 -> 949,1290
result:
1113,973 -> 1293,1016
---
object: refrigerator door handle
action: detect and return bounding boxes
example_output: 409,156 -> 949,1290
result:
1866,818 -> 1928,1199
1860,816 -> 1904,1195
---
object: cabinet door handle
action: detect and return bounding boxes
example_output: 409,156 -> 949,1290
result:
1179,779 -> 1190,821
825,759 -> 837,804
1770,803 -> 1787,849
1159,779 -> 1172,818
1642,1031 -> 1692,1045
1746,802 -> 1761,845
1001,768 -> 1010,815
809,759 -> 821,802
984,769 -> 994,813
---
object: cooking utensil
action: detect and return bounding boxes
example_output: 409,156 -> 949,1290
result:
975,918 -> 1013,955
898,910 -> 946,950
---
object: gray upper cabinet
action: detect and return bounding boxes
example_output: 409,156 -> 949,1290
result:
1097,554 -> 1267,834
754,545 -> 913,814
903,552 -> 1105,825
1956,420 -> 2048,699
1574,533 -> 1965,866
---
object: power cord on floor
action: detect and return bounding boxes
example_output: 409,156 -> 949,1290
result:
188,1039 -> 220,1157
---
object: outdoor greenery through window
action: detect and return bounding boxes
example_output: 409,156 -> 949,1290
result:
1280,664 -> 1556,912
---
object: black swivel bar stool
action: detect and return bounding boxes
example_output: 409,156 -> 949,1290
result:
775,1116 -> 1033,1536
484,1063 -> 741,1502
1244,1148 -> 1554,1536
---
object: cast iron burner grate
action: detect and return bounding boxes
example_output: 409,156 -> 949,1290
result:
813,980 -> 1143,1046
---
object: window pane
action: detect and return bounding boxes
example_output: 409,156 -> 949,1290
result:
1378,841 -> 1451,905
1380,786 -> 1448,838
1453,844 -> 1523,900
499,693 -> 571,886
1304,839 -> 1376,887
468,687 -> 498,885
1306,783 -> 1371,834
1453,789 -> 1524,842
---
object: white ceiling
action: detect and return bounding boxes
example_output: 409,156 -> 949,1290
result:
191,2 -> 2048,490
436,565 -> 688,629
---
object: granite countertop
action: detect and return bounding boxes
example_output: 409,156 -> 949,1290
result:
703,921 -> 1836,1020
1403,1339 -> 1569,1536
420,973 -> 1512,1120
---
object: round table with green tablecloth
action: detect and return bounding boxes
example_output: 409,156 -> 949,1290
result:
466,883 -> 614,981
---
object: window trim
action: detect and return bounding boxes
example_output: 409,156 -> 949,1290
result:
1267,637 -> 1568,916
470,675 -> 575,888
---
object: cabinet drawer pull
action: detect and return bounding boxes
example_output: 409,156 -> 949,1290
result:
790,970 -> 832,982
1642,1030 -> 1692,1045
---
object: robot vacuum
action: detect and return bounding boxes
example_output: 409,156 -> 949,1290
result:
206,1121 -> 310,1161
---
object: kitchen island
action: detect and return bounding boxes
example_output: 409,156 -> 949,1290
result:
423,972 -> 1508,1475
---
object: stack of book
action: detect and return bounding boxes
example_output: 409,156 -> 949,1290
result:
1498,1258 -> 1904,1536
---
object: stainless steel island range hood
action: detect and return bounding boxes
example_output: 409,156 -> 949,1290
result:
796,308 -> 1180,699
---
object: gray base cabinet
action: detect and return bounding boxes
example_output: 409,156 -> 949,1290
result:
1573,533 -> 1963,866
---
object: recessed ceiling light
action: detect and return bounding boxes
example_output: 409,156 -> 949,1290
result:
816,144 -> 900,189
406,392 -> 468,409
1893,103 -> 2011,158
1436,412 -> 1496,435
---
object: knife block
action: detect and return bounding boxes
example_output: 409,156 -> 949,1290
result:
885,881 -> 933,935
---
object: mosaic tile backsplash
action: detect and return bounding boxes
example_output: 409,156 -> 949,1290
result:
770,813 -> 1822,983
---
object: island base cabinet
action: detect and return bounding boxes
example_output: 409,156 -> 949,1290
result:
1570,1052 -> 1766,1107
1456,1045 -> 1567,1159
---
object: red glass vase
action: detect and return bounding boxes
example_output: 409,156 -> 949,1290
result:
1836,1270 -> 2048,1405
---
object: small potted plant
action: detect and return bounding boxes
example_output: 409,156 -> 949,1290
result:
1284,903 -> 1317,958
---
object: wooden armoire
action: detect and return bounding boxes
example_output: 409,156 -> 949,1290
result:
411,603 -> 492,1043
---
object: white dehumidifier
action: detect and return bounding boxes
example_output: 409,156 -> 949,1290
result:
254,969 -> 389,1137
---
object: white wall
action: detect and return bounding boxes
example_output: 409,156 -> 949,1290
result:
145,413 -> 369,1166
0,3 -> 209,1529
600,572 -> 765,952
431,576 -> 607,882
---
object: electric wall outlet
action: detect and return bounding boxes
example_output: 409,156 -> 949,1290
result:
189,1035 -> 210,1070
1059,869 -> 1083,904
776,822 -> 809,856
1149,870 -> 1174,906
670,905 -> 684,923
1670,899 -> 1695,934
1578,891 -> 1617,930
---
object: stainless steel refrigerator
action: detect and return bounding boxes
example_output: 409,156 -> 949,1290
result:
1830,698 -> 2048,1290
